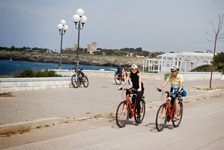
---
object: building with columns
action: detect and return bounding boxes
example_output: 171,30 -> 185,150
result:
143,52 -> 213,73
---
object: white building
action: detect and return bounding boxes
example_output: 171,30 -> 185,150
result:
143,52 -> 213,73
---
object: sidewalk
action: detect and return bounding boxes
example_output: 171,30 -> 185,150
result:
0,77 -> 224,136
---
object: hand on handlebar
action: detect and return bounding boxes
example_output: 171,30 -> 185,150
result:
137,88 -> 141,92
118,87 -> 123,90
156,87 -> 162,92
177,90 -> 181,93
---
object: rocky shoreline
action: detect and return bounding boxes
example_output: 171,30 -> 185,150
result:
0,52 -> 144,67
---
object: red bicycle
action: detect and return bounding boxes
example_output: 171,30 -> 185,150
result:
155,89 -> 183,132
116,88 -> 146,128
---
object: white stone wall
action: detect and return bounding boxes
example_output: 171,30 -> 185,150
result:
0,72 -> 222,93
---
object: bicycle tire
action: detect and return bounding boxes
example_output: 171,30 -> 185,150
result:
172,101 -> 183,127
82,74 -> 89,88
116,101 -> 128,128
114,74 -> 122,85
155,104 -> 167,132
71,74 -> 80,88
134,99 -> 146,124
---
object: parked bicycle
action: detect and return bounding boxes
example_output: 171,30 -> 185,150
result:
116,88 -> 146,128
114,67 -> 130,85
155,89 -> 183,132
71,62 -> 89,88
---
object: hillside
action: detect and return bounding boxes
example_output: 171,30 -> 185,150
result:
0,51 -> 145,67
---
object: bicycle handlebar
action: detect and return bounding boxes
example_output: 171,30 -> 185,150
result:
119,87 -> 139,92
157,88 -> 182,95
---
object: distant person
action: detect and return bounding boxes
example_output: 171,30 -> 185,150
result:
115,66 -> 123,77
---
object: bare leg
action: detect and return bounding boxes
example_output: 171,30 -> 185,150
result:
174,98 -> 180,117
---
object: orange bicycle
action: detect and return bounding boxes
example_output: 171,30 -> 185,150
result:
155,89 -> 183,132
116,88 -> 146,128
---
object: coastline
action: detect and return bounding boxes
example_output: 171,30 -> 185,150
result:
0,51 -> 144,67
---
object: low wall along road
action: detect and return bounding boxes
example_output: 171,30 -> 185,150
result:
0,70 -> 222,93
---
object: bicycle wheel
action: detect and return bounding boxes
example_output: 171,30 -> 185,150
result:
81,74 -> 89,88
134,99 -> 146,124
116,101 -> 128,128
71,74 -> 80,88
155,104 -> 167,132
172,101 -> 183,127
114,74 -> 122,85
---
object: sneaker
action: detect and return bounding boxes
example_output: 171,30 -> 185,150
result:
136,115 -> 141,123
173,115 -> 179,122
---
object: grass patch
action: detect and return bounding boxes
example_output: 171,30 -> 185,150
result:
0,92 -> 13,97
0,75 -> 14,78
196,86 -> 224,91
1,127 -> 31,137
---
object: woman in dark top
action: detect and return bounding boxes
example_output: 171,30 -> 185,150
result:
120,64 -> 144,119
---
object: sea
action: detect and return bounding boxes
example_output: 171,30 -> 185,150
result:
0,60 -> 116,75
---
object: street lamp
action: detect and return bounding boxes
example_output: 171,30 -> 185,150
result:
72,8 -> 87,67
57,19 -> 68,69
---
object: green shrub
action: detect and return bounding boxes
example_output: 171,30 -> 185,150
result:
217,63 -> 224,74
15,69 -> 35,77
191,64 -> 223,73
14,69 -> 62,77
191,65 -> 212,72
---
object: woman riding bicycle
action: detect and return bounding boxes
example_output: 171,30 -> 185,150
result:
157,65 -> 185,121
119,64 -> 144,120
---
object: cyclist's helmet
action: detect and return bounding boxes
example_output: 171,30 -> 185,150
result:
170,65 -> 179,71
131,64 -> 138,69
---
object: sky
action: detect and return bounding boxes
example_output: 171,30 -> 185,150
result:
0,0 -> 224,53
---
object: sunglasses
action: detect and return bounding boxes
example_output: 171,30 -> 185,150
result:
171,70 -> 176,73
131,68 -> 137,71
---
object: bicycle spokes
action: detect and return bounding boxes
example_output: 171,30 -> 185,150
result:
172,103 -> 183,127
116,101 -> 128,128
156,104 -> 167,132
119,104 -> 127,115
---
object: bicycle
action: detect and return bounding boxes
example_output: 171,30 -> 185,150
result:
114,68 -> 130,85
116,88 -> 146,128
155,89 -> 183,132
71,62 -> 89,88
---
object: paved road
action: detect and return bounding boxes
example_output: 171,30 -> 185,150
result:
1,97 -> 224,150
0,77 -> 223,135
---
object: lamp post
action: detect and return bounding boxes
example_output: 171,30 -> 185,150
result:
57,19 -> 68,69
72,8 -> 87,67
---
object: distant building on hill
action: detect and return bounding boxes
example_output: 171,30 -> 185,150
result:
65,42 -> 99,54
87,42 -> 99,54
143,51 -> 213,73
65,44 -> 77,52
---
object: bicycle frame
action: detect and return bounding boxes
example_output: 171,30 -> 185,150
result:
165,98 -> 176,121
125,90 -> 137,117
